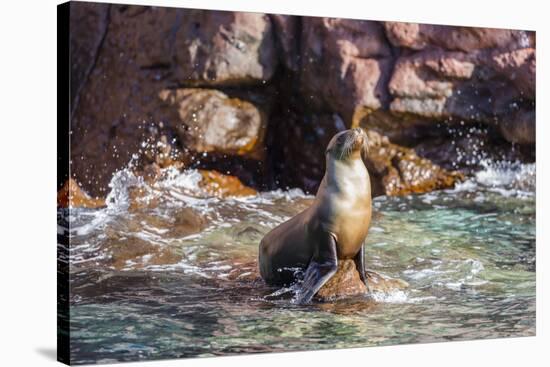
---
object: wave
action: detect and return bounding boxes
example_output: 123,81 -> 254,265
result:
448,159 -> 535,198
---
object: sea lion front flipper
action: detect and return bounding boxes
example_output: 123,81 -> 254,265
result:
353,244 -> 367,286
294,234 -> 338,304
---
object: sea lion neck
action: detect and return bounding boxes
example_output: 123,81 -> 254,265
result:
324,155 -> 368,191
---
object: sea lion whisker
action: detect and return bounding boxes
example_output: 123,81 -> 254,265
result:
340,134 -> 354,159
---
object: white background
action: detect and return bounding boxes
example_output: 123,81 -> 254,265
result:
0,0 -> 547,365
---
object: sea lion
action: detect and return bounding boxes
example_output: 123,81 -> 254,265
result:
259,128 -> 372,303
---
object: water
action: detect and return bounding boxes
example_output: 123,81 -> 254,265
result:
60,162 -> 536,365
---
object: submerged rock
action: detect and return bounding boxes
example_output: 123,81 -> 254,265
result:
57,178 -> 105,209
102,233 -> 181,270
169,207 -> 208,238
197,169 -> 258,197
315,259 -> 409,301
364,270 -> 410,294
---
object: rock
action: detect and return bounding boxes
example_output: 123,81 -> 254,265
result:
70,5 -> 277,196
316,259 -> 367,300
391,123 -> 534,173
300,17 -> 393,125
386,48 -> 536,144
384,22 -> 534,52
198,170 -> 257,197
491,48 -> 536,98
57,178 -> 106,209
171,10 -> 277,85
498,108 -> 536,145
169,207 -> 208,237
141,162 -> 163,183
141,135 -> 181,169
364,270 -> 409,293
159,88 -> 268,160
102,234 -> 181,270
272,112 -> 462,196
315,259 -> 409,301
364,130 -> 464,196
127,168 -> 256,212
68,3 -> 536,197
70,4 -> 180,196
69,2 -> 109,112
269,15 -> 299,71
127,186 -> 160,212
271,112 -> 346,193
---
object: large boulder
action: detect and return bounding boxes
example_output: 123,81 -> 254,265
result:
364,130 -> 464,196
158,88 -> 268,160
300,17 -> 394,125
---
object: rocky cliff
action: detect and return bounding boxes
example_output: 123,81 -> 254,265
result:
68,3 -> 535,198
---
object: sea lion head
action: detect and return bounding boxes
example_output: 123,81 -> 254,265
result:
325,128 -> 368,161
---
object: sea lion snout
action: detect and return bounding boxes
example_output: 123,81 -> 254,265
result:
351,128 -> 367,150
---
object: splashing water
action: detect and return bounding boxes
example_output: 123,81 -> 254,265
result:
60,161 -> 535,364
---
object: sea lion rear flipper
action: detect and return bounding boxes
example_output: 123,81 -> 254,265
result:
354,244 -> 367,286
294,234 -> 338,304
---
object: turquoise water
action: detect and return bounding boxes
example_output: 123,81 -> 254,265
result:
60,162 -> 535,364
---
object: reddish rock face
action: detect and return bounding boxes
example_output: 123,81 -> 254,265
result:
170,10 -> 277,85
300,17 -> 394,125
71,5 -> 180,196
69,2 -> 109,111
386,48 -> 535,144
70,4 -> 276,196
384,22 -> 533,52
269,14 -> 299,71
